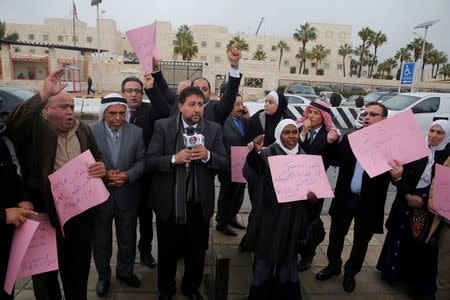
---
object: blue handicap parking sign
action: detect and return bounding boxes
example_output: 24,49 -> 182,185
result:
401,62 -> 415,85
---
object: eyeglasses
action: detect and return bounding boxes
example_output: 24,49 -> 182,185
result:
362,111 -> 382,117
123,88 -> 143,94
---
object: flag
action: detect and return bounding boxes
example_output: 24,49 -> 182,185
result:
73,1 -> 79,21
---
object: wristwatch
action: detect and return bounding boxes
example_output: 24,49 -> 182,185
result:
171,155 -> 176,166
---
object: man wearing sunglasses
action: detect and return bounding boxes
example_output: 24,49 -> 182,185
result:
317,102 -> 403,293
122,63 -> 171,272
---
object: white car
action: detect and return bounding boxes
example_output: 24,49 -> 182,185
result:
354,92 -> 450,135
245,94 -> 311,116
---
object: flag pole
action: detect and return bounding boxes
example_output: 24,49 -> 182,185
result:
72,0 -> 76,46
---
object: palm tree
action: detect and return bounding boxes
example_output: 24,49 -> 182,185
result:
353,44 -> 369,77
252,50 -> 267,61
377,61 -> 389,78
394,47 -> 412,77
420,42 -> 434,81
295,48 -> 311,73
428,49 -> 439,79
407,38 -> 424,62
350,58 -> 359,77
338,44 -> 352,77
368,30 -> 387,77
385,58 -> 398,76
434,51 -> 448,79
226,35 -> 249,52
293,22 -> 317,74
0,20 -> 19,41
365,54 -> 378,78
276,40 -> 288,70
173,25 -> 198,60
439,63 -> 450,80
357,27 -> 373,77
311,44 -> 327,73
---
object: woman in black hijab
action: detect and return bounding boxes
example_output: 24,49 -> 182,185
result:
245,91 -> 296,147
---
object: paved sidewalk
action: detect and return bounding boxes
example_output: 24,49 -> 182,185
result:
12,212 -> 427,300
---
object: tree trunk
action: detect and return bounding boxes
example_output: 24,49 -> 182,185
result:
358,42 -> 365,77
299,43 -> 306,74
435,63 -> 440,79
421,60 -> 426,81
278,50 -> 283,71
343,56 -> 346,77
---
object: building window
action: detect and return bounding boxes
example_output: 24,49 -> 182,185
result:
311,63 -> 316,68
244,77 -> 264,88
326,49 -> 331,54
58,35 -> 63,41
73,36 -> 78,42
339,32 -> 346,39
45,50 -> 49,54
215,56 -> 220,63
337,64 -> 343,70
271,45 -> 277,51
173,55 -> 177,60
14,48 -> 20,53
284,60 -> 289,66
29,34 -> 34,40
324,63 -> 329,69
215,42 -> 220,48
286,47 -> 290,52
200,56 -> 206,61
29,49 -> 35,53
201,41 -> 207,47
43,35 -> 49,41
87,36 -> 92,42
172,40 -> 177,46
257,44 -> 263,50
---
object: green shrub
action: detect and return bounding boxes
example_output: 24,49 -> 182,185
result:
303,68 -> 309,75
330,93 -> 342,107
355,96 -> 364,107
372,73 -> 381,79
277,85 -> 286,93
316,68 -> 324,75
396,69 -> 401,80
289,66 -> 296,74
386,75 -> 393,80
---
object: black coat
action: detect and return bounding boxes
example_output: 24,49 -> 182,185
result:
145,116 -> 228,222
130,86 -> 170,149
299,125 -> 336,170
242,144 -> 311,263
222,115 -> 248,155
329,134 -> 393,234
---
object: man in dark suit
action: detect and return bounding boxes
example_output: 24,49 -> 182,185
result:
316,102 -> 403,293
146,86 -> 228,300
166,45 -> 242,126
90,93 -> 145,296
124,64 -> 171,269
216,94 -> 250,236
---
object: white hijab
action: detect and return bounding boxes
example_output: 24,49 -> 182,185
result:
416,120 -> 450,189
274,119 -> 299,155
268,91 -> 279,105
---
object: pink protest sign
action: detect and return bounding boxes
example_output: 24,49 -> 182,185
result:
125,21 -> 158,73
48,150 -> 109,236
348,109 -> 431,178
4,219 -> 39,295
231,146 -> 251,183
268,154 -> 334,203
432,164 -> 450,220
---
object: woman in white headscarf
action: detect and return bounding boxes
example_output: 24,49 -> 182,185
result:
377,120 -> 450,297
241,119 -> 316,300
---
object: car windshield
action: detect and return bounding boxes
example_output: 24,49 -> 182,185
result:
383,95 -> 421,110
378,94 -> 395,102
364,93 -> 383,102
293,85 -> 315,95
7,88 -> 35,100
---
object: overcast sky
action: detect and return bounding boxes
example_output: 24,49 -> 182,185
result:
1,0 -> 449,61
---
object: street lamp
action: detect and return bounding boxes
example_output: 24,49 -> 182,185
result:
413,19 -> 439,89
91,0 -> 103,94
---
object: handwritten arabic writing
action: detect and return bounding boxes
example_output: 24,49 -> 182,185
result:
433,164 -> 450,220
125,22 -> 158,73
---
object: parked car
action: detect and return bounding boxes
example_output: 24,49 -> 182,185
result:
246,94 -> 311,116
354,93 -> 450,135
0,87 -> 35,119
363,92 -> 395,105
285,83 -> 321,101
318,91 -> 346,105
376,92 -> 397,103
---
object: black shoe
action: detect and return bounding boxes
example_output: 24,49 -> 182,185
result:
297,258 -> 313,272
159,292 -> 173,300
216,223 -> 237,236
230,219 -> 246,230
187,291 -> 204,300
96,279 -> 110,297
315,266 -> 341,280
141,251 -> 156,268
116,273 -> 141,288
343,275 -> 355,293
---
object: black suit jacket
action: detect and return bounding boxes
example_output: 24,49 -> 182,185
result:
167,74 -> 242,126
329,134 -> 393,234
130,86 -> 170,148
299,126 -> 336,170
222,115 -> 247,155
146,116 -> 228,222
